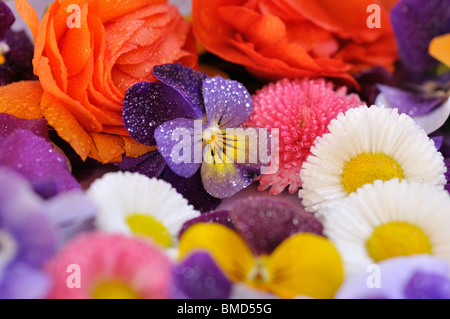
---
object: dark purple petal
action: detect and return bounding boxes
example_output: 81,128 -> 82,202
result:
155,118 -> 201,178
171,251 -> 232,299
0,113 -> 48,140
0,263 -> 51,299
353,66 -> 393,105
444,158 -> 450,194
114,151 -> 166,178
431,136 -> 443,150
202,77 -> 253,128
0,129 -> 81,198
404,270 -> 450,299
162,168 -> 222,213
377,84 -> 445,116
228,198 -> 323,255
391,0 -> 450,72
0,2 -> 14,40
153,63 -> 207,118
123,81 -> 201,146
178,210 -> 235,239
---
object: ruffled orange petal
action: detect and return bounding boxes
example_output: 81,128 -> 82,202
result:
123,137 -> 157,158
284,0 -> 390,43
35,57 -> 102,132
40,92 -> 93,161
14,0 -> 40,40
89,132 -> 124,163
0,81 -> 43,119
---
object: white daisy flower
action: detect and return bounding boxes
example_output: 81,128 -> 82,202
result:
299,105 -> 446,213
321,178 -> 450,277
86,171 -> 200,253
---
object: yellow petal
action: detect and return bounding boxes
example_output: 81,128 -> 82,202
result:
266,233 -> 344,299
429,33 -> 450,68
178,223 -> 255,282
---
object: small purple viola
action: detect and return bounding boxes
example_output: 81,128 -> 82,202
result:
0,113 -> 81,199
375,0 -> 450,134
336,255 -> 450,299
0,167 -> 96,299
122,63 -> 269,208
0,2 -> 35,86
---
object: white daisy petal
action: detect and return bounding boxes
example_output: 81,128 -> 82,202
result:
322,179 -> 450,277
86,171 -> 200,249
299,105 -> 446,213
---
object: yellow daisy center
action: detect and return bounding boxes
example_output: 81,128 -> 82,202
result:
92,280 -> 140,299
126,214 -> 172,248
366,222 -> 432,262
341,152 -> 404,194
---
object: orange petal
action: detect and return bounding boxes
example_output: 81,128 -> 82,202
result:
60,3 -> 92,77
0,81 -> 43,119
90,132 -> 125,163
35,57 -> 102,132
95,0 -> 166,23
40,92 -> 93,161
283,0 -> 391,43
14,0 -> 40,40
123,137 -> 157,158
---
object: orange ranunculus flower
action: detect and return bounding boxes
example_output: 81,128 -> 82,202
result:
192,0 -> 398,85
0,0 -> 197,163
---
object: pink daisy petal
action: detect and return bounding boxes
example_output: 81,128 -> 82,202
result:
44,232 -> 172,299
246,78 -> 363,195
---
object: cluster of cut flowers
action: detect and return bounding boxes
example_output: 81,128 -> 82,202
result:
0,0 -> 450,299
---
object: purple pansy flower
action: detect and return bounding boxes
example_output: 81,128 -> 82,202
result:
375,0 -> 450,134
336,255 -> 450,299
0,2 -> 35,86
171,251 -> 232,299
0,114 -> 81,198
0,167 -> 96,299
179,197 -> 323,256
122,63 -> 268,209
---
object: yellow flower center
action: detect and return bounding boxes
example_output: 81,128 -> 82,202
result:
341,152 -> 404,194
92,280 -> 140,299
366,222 -> 432,262
245,256 -> 271,292
126,214 -> 172,248
0,42 -> 9,65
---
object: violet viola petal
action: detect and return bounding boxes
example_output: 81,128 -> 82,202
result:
123,81 -> 200,146
443,158 -> 450,194
390,0 -> 450,72
0,129 -> 80,198
171,251 -> 232,299
202,77 -> 253,128
0,2 -> 14,40
431,136 -> 444,151
153,63 -> 208,118
0,263 -> 51,299
114,151 -> 166,178
201,154 -> 258,199
403,270 -> 450,299
44,190 -> 97,248
336,255 -> 450,299
377,84 -> 445,116
178,210 -> 235,239
0,113 -> 48,140
228,198 -> 323,255
155,118 -> 201,178
162,168 -> 222,213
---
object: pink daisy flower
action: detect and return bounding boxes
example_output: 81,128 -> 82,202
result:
44,232 -> 172,299
246,78 -> 363,195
